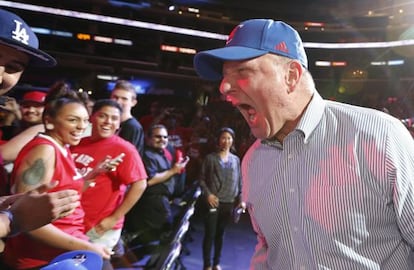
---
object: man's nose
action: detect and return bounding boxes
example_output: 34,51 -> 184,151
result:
0,66 -> 4,84
219,80 -> 231,95
105,117 -> 113,124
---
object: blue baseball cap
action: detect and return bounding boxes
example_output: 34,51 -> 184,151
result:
40,250 -> 103,270
193,19 -> 308,81
0,9 -> 56,67
40,259 -> 87,270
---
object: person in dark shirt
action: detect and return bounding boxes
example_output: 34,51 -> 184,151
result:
125,124 -> 189,243
110,80 -> 144,156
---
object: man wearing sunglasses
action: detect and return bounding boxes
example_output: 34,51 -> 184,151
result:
125,124 -> 189,244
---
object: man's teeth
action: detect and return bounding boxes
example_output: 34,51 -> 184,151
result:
247,108 -> 256,121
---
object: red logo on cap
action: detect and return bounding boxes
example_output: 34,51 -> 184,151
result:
275,41 -> 289,53
226,24 -> 243,45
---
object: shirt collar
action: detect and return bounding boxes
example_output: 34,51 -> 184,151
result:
261,92 -> 325,146
146,145 -> 165,154
297,92 -> 325,144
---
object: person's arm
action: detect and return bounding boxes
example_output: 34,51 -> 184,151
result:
0,97 -> 21,126
28,223 -> 109,258
82,154 -> 125,190
0,212 -> 11,237
198,155 -> 219,208
94,179 -> 147,234
13,144 -> 56,192
0,184 -> 80,237
0,124 -> 43,163
198,155 -> 211,195
147,159 -> 188,186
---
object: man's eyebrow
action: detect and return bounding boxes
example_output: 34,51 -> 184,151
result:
0,51 -> 29,67
16,60 -> 28,67
9,59 -> 28,70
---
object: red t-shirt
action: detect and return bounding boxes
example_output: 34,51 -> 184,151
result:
71,135 -> 147,231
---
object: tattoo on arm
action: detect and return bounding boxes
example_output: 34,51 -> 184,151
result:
22,159 -> 46,186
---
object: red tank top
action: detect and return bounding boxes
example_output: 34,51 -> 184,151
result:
4,134 -> 87,269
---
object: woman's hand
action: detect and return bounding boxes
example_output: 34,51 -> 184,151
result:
83,154 -> 125,188
87,242 -> 112,259
207,194 -> 219,208
93,216 -> 118,235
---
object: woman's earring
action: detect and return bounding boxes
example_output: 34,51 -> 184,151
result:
45,123 -> 54,130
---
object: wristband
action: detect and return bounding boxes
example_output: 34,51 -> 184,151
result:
0,210 -> 19,237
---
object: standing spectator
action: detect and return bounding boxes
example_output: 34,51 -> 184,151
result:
71,99 -> 147,255
194,18 -> 414,269
0,9 -> 80,240
3,86 -> 110,269
199,127 -> 242,270
125,124 -> 189,243
110,80 -> 144,156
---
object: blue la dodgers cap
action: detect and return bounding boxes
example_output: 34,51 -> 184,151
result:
0,9 -> 56,67
193,19 -> 308,81
40,250 -> 103,270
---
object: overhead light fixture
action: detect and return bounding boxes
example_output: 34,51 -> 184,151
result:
315,61 -> 347,67
76,33 -> 91,40
97,75 -> 119,81
94,35 -> 113,43
31,27 -> 51,34
161,44 -> 196,54
51,30 -> 73,37
114,38 -> 133,46
315,61 -> 331,66
188,7 -> 199,13
388,59 -> 404,65
371,60 -> 404,66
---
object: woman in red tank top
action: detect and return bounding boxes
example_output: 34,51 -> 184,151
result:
3,86 -> 111,269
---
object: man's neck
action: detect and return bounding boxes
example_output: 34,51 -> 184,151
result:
121,112 -> 132,122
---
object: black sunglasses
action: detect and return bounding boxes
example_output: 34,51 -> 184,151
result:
153,135 -> 168,139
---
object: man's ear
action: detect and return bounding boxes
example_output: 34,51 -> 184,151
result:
286,60 -> 303,93
131,98 -> 137,108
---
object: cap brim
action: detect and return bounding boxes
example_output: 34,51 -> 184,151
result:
40,259 -> 87,270
0,38 -> 56,67
194,46 -> 267,81
46,250 -> 103,269
19,100 -> 44,105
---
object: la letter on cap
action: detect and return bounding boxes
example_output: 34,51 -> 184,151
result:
12,19 -> 30,45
